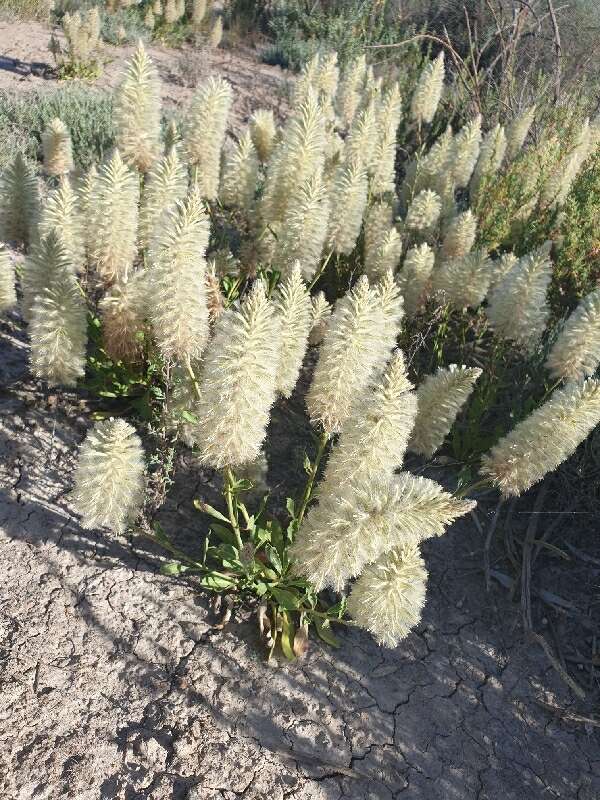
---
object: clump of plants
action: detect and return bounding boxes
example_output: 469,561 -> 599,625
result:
1,43 -> 600,660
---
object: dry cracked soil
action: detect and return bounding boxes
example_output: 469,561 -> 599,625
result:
1,316 -> 600,800
1,17 -> 600,800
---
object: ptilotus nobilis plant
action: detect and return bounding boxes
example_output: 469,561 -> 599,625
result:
2,42 -> 600,657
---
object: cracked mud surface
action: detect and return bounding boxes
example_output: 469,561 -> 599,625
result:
2,322 -> 600,799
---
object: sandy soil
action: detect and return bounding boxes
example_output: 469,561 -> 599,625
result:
1,316 -> 599,800
0,19 -> 291,125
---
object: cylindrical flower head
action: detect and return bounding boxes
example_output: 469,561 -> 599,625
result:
28,232 -> 87,387
366,227 -> 403,280
489,251 -> 518,290
148,189 -> 210,363
432,250 -> 492,309
220,130 -> 259,211
481,378 -> 600,497
470,123 -> 507,204
399,242 -> 435,318
505,105 -> 536,162
193,282 -> 282,469
0,152 -> 40,248
274,174 -> 330,279
309,291 -> 332,346
440,209 -> 477,260
410,52 -> 444,126
542,119 -> 592,208
100,272 -> 148,364
545,289 -> 600,381
249,108 -> 277,162
347,543 -> 427,647
144,6 -> 155,28
114,42 -> 162,173
89,150 -> 139,284
376,270 -> 405,353
306,276 -> 390,434
318,350 -> 417,496
409,365 -> 482,457
39,177 -> 85,272
346,100 -> 379,174
71,419 -> 145,534
402,125 -> 453,205
336,53 -> 367,128
290,472 -> 475,591
364,199 -> 394,273
404,189 -> 441,233
274,264 -> 312,398
163,0 -> 178,23
209,15 -> 223,48
487,243 -> 552,352
42,118 -> 74,177
371,83 -> 402,196
192,0 -> 206,25
450,115 -> 482,188
0,245 -> 17,313
139,147 -> 188,249
327,158 -> 368,255
184,76 -> 233,200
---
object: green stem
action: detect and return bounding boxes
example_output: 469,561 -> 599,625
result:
455,477 -> 492,499
139,530 -> 233,583
184,356 -> 202,403
224,467 -> 244,551
308,249 -> 335,292
296,431 -> 330,526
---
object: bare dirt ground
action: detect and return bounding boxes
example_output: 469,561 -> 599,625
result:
0,19 -> 291,124
1,316 -> 600,800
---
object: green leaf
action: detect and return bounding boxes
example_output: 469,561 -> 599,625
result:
253,527 -> 271,546
254,581 -> 268,597
197,573 -> 236,590
270,586 -> 301,610
280,611 -> 296,660
160,561 -> 188,576
194,499 -> 230,524
180,410 -> 198,424
210,523 -> 237,546
314,616 -> 341,648
303,454 -> 312,475
286,497 -> 296,518
265,544 -> 283,575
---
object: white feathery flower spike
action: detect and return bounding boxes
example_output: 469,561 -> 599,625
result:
39,177 -> 85,271
470,123 -> 506,203
327,158 -> 368,255
100,272 -> 148,364
402,125 -> 453,203
274,174 -> 330,279
346,99 -> 379,174
114,41 -> 162,172
375,270 -> 404,362
487,243 -> 552,352
336,53 -> 367,128
193,281 -> 282,469
449,115 -> 482,188
366,227 -> 403,280
433,250 -> 492,309
220,130 -> 259,211
148,188 -> 210,363
410,52 -> 444,126
398,242 -> 435,318
184,76 -> 233,200
317,350 -> 417,496
0,244 -> 17,313
409,365 -> 482,457
41,118 -> 74,177
309,291 -> 332,346
371,83 -> 402,195
0,152 -> 40,248
250,109 -> 277,162
489,251 -> 518,290
306,276 -> 389,435
274,264 -> 312,398
542,118 -> 592,208
364,199 -> 394,274
440,209 -> 477,260
290,472 -> 475,591
545,289 -> 600,381
404,189 -> 441,233
71,418 -> 145,534
480,379 -> 600,497
28,232 -> 87,387
89,150 -> 139,284
505,105 -> 536,162
139,147 -> 188,249
347,544 -> 427,647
